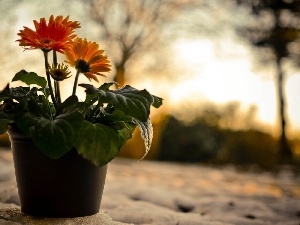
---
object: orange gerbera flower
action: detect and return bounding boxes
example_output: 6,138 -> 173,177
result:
16,15 -> 80,52
64,38 -> 111,82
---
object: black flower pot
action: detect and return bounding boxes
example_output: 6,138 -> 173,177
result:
7,125 -> 107,218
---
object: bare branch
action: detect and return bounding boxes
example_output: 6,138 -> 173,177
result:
86,0 -> 202,71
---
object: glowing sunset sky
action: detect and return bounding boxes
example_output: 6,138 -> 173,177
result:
169,39 -> 300,135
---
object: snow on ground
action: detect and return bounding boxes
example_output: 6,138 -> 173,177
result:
0,148 -> 299,225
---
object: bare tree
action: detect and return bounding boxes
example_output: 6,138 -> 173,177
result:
234,0 -> 300,163
86,0 -> 200,87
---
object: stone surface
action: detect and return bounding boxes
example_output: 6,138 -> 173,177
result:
0,147 -> 300,225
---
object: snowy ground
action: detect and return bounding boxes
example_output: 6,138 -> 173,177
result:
0,148 -> 299,225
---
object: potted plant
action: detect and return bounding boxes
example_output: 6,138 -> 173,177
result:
0,15 -> 162,217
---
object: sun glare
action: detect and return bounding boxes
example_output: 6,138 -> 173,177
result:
171,38 -> 300,132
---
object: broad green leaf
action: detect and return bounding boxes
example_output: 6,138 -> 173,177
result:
79,82 -> 118,94
14,111 -> 84,159
79,84 -> 154,121
0,85 -> 31,100
13,86 -> 33,99
108,86 -> 154,122
76,120 -> 125,167
56,95 -> 79,115
96,110 -> 133,124
12,70 -> 47,88
28,99 -> 49,118
133,118 -> 153,160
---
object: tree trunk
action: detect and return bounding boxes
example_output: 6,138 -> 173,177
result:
114,65 -> 126,88
276,58 -> 292,163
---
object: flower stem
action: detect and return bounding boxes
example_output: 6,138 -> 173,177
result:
72,69 -> 80,96
54,81 -> 61,104
53,51 -> 61,104
53,50 -> 58,67
43,51 -> 57,110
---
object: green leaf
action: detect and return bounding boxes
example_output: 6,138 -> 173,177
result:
12,70 -> 47,88
14,111 -> 84,159
0,84 -> 10,100
76,120 -> 125,167
98,82 -> 117,91
11,86 -> 32,99
0,85 -> 30,101
78,84 -> 98,104
27,99 -> 49,118
99,110 -> 133,123
109,86 -> 154,122
133,118 -> 153,160
152,95 -> 163,108
117,122 -> 136,140
79,83 -> 98,95
56,95 -> 79,115
80,84 -> 154,122
0,113 -> 12,134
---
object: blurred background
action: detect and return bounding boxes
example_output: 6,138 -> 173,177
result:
0,0 -> 299,170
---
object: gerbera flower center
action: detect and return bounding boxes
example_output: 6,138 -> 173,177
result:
75,59 -> 90,73
48,63 -> 71,81
42,39 -> 52,44
54,70 -> 64,78
40,38 -> 54,52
